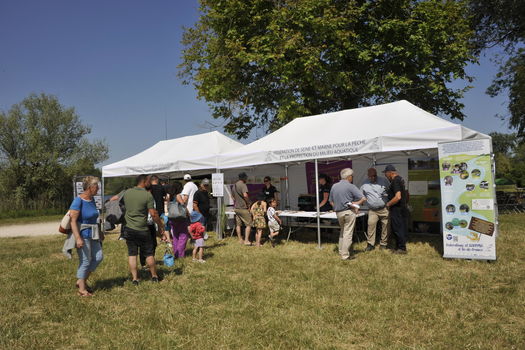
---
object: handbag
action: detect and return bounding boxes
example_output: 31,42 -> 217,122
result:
167,200 -> 187,221
59,197 -> 84,234
59,211 -> 72,234
163,243 -> 174,267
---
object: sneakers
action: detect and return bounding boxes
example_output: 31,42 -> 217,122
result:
364,244 -> 375,252
151,277 -> 159,283
198,259 -> 206,263
341,255 -> 356,261
393,249 -> 408,255
379,245 -> 388,250
132,280 -> 140,286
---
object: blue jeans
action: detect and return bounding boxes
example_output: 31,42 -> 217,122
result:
76,238 -> 103,279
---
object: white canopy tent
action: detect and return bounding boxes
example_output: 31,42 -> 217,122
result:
101,131 -> 244,238
217,100 -> 488,169
216,100 -> 490,247
102,131 -> 243,178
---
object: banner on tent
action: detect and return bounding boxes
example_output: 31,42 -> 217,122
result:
438,139 -> 497,260
269,137 -> 380,162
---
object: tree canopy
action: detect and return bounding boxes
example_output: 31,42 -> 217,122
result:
179,0 -> 477,138
0,93 -> 108,207
470,0 -> 525,138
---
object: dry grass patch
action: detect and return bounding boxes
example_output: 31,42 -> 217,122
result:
0,215 -> 524,349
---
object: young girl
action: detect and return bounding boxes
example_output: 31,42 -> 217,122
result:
189,211 -> 206,263
250,193 -> 267,247
267,198 -> 282,246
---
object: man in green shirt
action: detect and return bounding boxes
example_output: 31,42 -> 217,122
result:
123,174 -> 168,284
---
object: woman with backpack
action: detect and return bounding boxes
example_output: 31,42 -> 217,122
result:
69,176 -> 104,297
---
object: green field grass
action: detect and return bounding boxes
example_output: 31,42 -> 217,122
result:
0,215 -> 524,349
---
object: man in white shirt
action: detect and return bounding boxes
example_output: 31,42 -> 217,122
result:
180,174 -> 198,214
360,168 -> 390,251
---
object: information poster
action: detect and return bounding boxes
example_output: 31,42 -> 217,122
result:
438,139 -> 497,260
212,173 -> 224,197
74,180 -> 102,210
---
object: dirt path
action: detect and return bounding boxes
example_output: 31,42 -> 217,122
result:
0,221 -> 61,238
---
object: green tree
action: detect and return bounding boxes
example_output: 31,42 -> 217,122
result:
469,0 -> 525,138
179,0 -> 477,138
0,93 -> 108,207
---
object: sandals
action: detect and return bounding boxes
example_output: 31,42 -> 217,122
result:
77,290 -> 93,297
76,283 -> 94,294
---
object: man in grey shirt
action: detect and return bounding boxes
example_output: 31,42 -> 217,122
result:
329,168 -> 366,260
360,168 -> 390,251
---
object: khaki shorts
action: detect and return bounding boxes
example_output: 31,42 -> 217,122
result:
234,209 -> 253,227
268,221 -> 280,233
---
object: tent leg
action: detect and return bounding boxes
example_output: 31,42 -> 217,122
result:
101,176 -> 105,234
216,168 -> 223,240
314,159 -> 321,249
285,164 -> 290,210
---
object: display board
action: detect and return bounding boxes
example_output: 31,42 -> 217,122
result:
408,157 -> 441,234
74,177 -> 102,210
305,160 -> 352,194
438,139 -> 497,260
212,173 -> 224,197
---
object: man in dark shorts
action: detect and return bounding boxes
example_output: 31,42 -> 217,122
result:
139,175 -> 166,269
384,165 -> 409,254
193,179 -> 211,228
123,174 -> 168,284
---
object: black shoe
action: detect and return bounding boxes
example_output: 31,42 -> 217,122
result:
364,244 -> 375,252
132,280 -> 140,286
151,277 -> 159,283
393,249 -> 407,255
379,245 -> 387,250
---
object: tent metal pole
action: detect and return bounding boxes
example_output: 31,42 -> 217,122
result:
101,176 -> 105,234
285,164 -> 290,209
314,158 -> 321,249
216,168 -> 223,240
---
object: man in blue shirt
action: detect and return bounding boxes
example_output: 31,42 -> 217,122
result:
360,168 -> 390,251
329,168 -> 366,260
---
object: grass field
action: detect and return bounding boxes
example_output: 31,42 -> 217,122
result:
0,215 -> 524,349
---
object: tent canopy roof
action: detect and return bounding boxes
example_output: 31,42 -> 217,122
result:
102,131 -> 243,177
217,100 -> 489,169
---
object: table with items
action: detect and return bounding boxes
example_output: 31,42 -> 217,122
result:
225,208 -> 367,241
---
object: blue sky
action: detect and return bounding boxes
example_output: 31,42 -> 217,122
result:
0,1 -> 511,166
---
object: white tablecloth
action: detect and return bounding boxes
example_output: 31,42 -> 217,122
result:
225,209 -> 365,220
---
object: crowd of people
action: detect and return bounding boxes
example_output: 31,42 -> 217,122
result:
67,164 -> 408,296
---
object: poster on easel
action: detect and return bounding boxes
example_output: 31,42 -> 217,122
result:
438,139 -> 497,260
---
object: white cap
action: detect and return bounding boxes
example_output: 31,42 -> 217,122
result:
183,174 -> 191,180
202,178 -> 210,185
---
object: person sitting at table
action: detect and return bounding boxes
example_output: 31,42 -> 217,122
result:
261,176 -> 279,203
318,174 -> 333,212
329,168 -> 366,260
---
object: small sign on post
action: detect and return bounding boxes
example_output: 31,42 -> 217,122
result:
212,173 -> 224,197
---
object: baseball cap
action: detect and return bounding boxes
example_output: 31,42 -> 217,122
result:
183,174 -> 192,180
383,165 -> 397,173
201,178 -> 210,185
